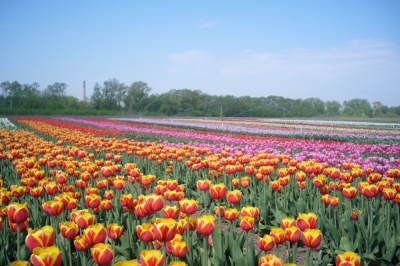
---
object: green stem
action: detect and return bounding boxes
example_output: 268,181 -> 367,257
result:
293,242 -> 297,264
203,236 -> 208,266
17,223 -> 21,260
217,201 -> 223,258
187,214 -> 191,262
67,239 -> 72,266
246,232 -> 249,266
305,247 -> 310,266
309,248 -> 313,266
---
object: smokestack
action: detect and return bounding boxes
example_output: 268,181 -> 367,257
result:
83,80 -> 86,102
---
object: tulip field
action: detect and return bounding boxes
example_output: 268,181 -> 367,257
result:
0,116 -> 400,266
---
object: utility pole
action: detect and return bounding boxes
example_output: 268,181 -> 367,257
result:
83,80 -> 87,103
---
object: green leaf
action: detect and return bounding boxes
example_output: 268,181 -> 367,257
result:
339,236 -> 354,252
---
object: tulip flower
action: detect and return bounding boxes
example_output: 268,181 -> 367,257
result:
145,194 -> 164,213
281,217 -> 296,229
224,208 -> 240,221
7,202 -> 29,224
9,261 -> 30,266
196,179 -> 211,191
25,225 -> 55,252
330,196 -> 340,207
297,212 -> 318,231
226,190 -> 242,204
153,218 -> 178,242
336,251 -> 361,266
140,249 -> 166,266
259,234 -> 275,251
120,194 -> 137,212
258,254 -> 284,266
240,206 -> 260,219
168,262 -> 187,266
231,178 -> 240,187
179,198 -> 199,215
9,219 -> 29,232
113,260 -> 139,266
163,205 -> 179,219
284,226 -> 301,242
166,236 -> 188,258
30,187 -> 44,197
74,235 -> 91,251
137,223 -> 156,242
239,216 -> 254,231
30,246 -> 62,266
42,200 -> 65,216
84,223 -> 107,246
214,205 -> 226,217
196,215 -> 216,236
59,221 -> 79,239
382,187 -> 397,200
91,243 -> 114,265
351,210 -> 362,220
270,227 -> 286,245
75,211 -> 95,229
209,183 -> 227,200
270,180 -> 281,191
302,229 -> 323,248
342,187 -> 358,199
179,216 -> 197,231
106,223 -> 124,240
362,184 -> 379,198
85,194 -> 102,209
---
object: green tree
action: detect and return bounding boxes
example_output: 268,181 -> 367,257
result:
124,81 -> 152,113
325,100 -> 342,116
343,98 -> 373,117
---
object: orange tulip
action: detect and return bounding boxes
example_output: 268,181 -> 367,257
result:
270,227 -> 286,245
209,183 -> 227,200
297,212 -> 318,231
84,223 -> 107,246
240,216 -> 255,231
44,183 -> 60,196
197,179 -> 211,191
179,216 -> 197,232
140,249 -> 166,266
153,218 -> 178,242
113,179 -> 125,190
284,226 -> 301,242
231,178 -> 240,187
25,225 -> 55,252
226,190 -> 242,204
9,219 -> 29,232
342,187 -> 357,199
269,180 -> 281,191
74,235 -> 91,251
103,190 -> 114,200
146,194 -> 164,213
100,199 -> 113,211
30,187 -> 44,197
166,235 -> 188,258
240,206 -> 260,219
258,254 -> 284,266
259,234 -> 275,251
362,184 -> 379,198
179,198 -> 199,215
59,221 -> 79,239
137,223 -> 155,242
91,243 -> 114,265
107,223 -> 124,240
163,205 -> 179,219
9,261 -> 30,266
120,194 -> 137,212
74,211 -> 95,229
7,202 -> 29,224
196,215 -> 216,236
336,251 -> 361,266
330,196 -> 340,207
85,194 -> 102,209
280,217 -> 296,229
113,260 -> 139,266
382,187 -> 397,200
224,208 -> 240,221
42,200 -> 65,216
302,229 -> 323,248
30,246 -> 62,266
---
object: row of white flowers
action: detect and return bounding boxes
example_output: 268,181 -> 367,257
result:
0,118 -> 17,130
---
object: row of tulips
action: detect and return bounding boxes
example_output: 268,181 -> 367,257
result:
55,117 -> 399,172
0,117 -> 399,265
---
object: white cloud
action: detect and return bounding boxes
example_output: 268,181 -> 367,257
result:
220,39 -> 400,79
169,50 -> 210,64
197,20 -> 218,28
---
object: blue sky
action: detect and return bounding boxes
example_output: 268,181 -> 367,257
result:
1,1 -> 400,106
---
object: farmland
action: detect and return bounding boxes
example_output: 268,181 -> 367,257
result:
0,116 -> 399,266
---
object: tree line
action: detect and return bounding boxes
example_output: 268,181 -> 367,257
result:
1,79 -> 399,118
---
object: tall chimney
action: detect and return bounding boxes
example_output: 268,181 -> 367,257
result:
83,80 -> 86,102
